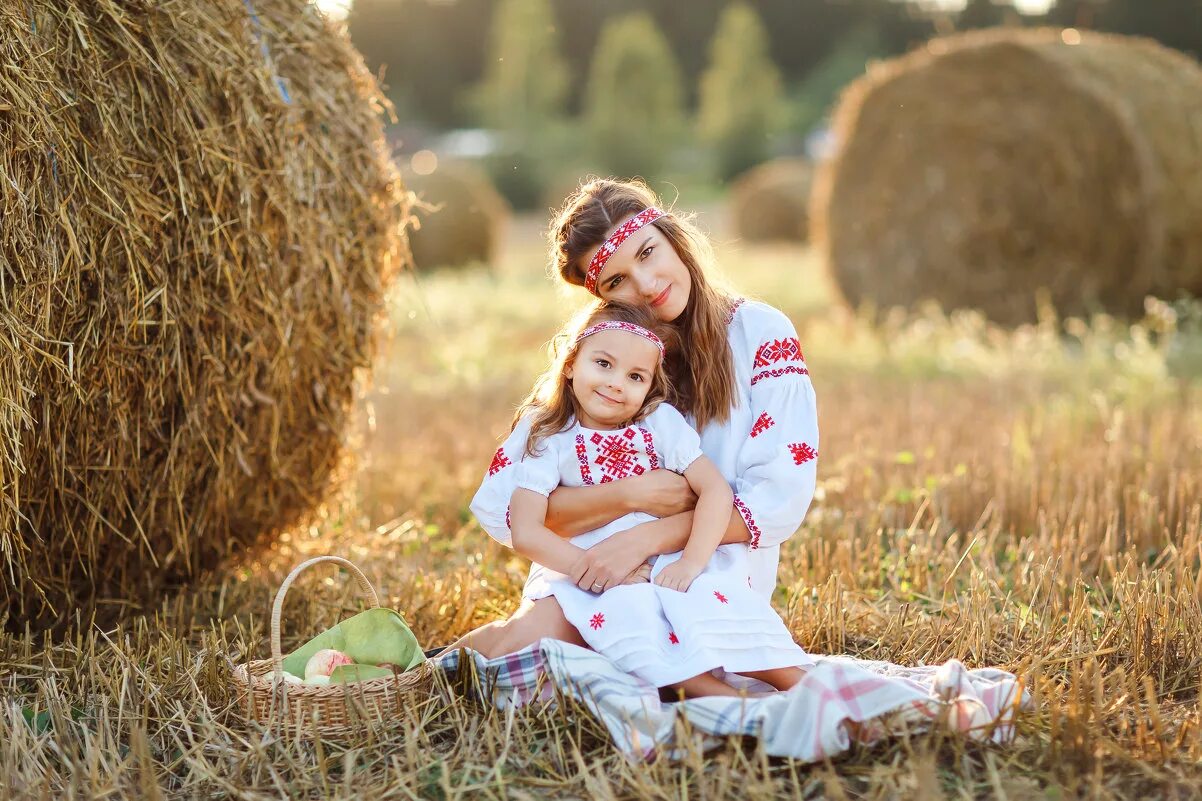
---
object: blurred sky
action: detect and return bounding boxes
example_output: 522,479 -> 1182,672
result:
313,0 -> 1057,23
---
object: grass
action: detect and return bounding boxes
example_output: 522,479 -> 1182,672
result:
3,209 -> 1202,798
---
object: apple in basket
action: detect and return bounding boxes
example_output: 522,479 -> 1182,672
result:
304,648 -> 355,684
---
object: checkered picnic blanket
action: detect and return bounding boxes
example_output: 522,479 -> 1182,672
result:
433,639 -> 1030,762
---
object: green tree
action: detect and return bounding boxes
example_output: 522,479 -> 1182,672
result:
697,3 -> 784,181
474,0 -> 568,132
584,12 -> 685,179
472,0 -> 569,207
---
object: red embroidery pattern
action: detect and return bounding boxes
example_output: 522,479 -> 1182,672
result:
789,442 -> 817,465
505,506 -> 511,528
734,495 -> 762,550
576,320 -> 664,358
589,613 -> 605,629
488,447 -> 511,476
593,429 -> 639,481
668,631 -> 679,645
753,337 -> 804,368
750,365 -> 810,386
714,591 -> 728,604
638,427 -> 661,470
575,434 -> 594,485
750,412 -> 775,438
725,298 -> 746,326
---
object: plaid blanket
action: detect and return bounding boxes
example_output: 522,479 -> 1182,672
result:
433,639 -> 1030,762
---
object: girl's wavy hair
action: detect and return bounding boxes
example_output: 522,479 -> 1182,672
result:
547,177 -> 737,430
515,301 -> 677,457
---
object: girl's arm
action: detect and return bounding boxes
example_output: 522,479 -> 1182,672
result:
508,488 -> 588,575
652,457 -> 734,591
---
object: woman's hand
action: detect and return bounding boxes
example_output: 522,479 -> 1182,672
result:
619,562 -> 654,586
627,470 -> 698,518
569,530 -> 653,594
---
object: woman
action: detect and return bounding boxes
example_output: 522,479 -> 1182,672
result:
458,177 -> 818,658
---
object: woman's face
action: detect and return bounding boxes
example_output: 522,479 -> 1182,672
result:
587,220 -> 692,323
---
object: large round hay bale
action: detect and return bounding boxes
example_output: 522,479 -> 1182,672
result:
407,164 -> 509,271
1,0 -> 409,631
812,29 -> 1202,325
730,159 -> 813,242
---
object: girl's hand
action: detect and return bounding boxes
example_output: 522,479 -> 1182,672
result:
653,558 -> 705,592
619,562 -> 654,586
570,530 -> 651,594
628,470 -> 697,518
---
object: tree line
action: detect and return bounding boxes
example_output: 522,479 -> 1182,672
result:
346,0 -> 1202,207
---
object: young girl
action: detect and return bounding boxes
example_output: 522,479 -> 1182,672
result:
504,300 -> 812,697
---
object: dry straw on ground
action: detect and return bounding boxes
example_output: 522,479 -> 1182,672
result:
730,158 -> 812,243
406,162 -> 510,271
0,0 -> 409,632
812,28 -> 1202,325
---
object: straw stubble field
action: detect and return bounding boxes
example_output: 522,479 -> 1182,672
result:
3,215 -> 1202,799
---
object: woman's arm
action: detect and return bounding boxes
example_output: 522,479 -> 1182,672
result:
543,469 -> 697,537
730,309 -> 819,550
509,489 -> 588,574
569,506 -> 751,592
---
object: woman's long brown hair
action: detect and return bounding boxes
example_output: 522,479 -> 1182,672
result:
547,178 -> 737,430
515,301 -> 677,457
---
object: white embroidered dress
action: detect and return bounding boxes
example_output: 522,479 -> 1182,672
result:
472,299 -> 820,595
510,403 -> 812,687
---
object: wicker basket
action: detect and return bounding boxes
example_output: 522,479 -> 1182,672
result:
229,555 -> 435,737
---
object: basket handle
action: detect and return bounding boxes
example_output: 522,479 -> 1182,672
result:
270,556 -> 381,676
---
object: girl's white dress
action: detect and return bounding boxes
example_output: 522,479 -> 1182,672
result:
471,299 -> 821,684
511,404 -> 811,687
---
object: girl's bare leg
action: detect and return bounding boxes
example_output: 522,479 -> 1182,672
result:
663,672 -> 748,699
737,666 -> 808,691
443,596 -> 586,659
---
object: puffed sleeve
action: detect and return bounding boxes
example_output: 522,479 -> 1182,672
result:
731,308 -> 819,550
468,415 -> 532,547
644,403 -> 704,475
513,437 -> 563,498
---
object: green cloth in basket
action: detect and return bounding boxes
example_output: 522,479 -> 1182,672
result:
281,607 -> 425,682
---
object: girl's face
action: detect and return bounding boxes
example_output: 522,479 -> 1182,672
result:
588,220 -> 692,323
565,329 -> 661,429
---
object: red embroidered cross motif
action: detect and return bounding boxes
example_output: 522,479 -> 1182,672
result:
750,412 -> 775,438
713,591 -> 728,604
789,442 -> 817,465
594,429 -> 639,480
589,613 -> 605,630
488,447 -> 511,476
753,337 -> 803,368
668,631 -> 679,645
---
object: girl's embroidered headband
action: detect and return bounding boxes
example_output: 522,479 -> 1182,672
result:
574,321 -> 665,361
584,207 -> 666,296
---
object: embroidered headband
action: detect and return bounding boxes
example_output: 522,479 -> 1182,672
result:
584,207 -> 666,296
574,321 -> 665,361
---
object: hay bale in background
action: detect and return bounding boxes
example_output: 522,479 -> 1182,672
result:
407,163 -> 510,271
729,158 -> 812,242
812,29 -> 1202,325
0,0 -> 408,631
